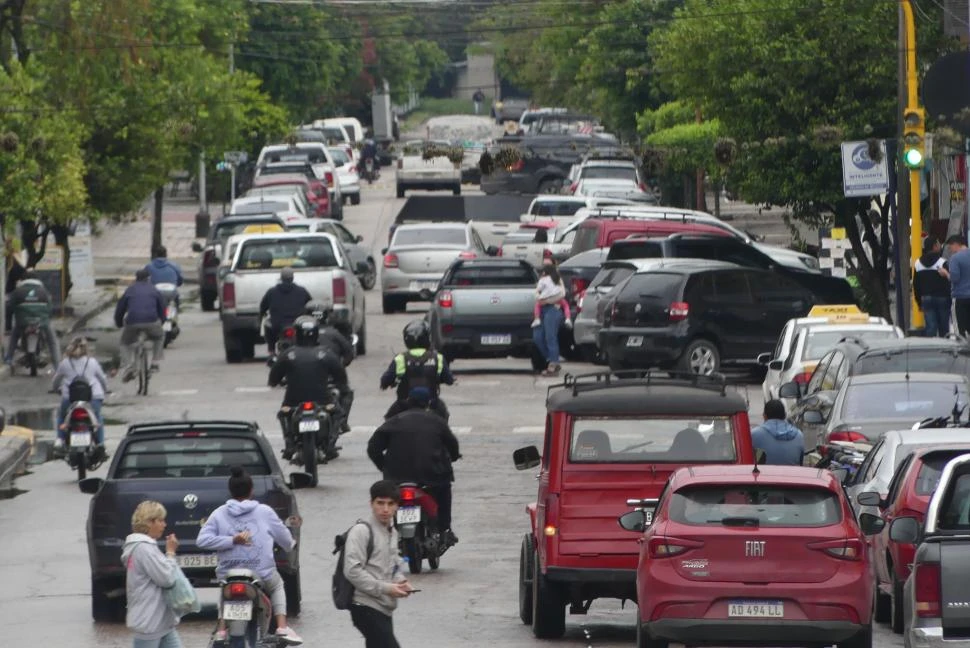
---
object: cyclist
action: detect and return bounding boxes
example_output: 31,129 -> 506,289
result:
114,269 -> 165,380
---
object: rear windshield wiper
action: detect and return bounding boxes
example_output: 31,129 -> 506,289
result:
715,516 -> 760,527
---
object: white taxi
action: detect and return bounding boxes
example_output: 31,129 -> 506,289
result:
758,305 -> 900,403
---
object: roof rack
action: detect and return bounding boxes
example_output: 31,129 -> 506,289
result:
548,369 -> 728,399
126,421 -> 260,436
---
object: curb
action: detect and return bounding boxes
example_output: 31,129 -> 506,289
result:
0,435 -> 31,490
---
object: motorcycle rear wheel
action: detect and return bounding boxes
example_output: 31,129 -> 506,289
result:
403,536 -> 423,574
302,430 -> 318,487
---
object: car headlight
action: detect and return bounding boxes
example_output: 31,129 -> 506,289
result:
800,256 -> 820,270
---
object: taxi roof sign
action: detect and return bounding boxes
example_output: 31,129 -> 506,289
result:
242,224 -> 284,234
807,304 -> 870,323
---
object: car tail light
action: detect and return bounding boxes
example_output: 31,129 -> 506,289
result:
438,291 -> 453,309
203,249 -> 218,268
325,171 -> 335,188
70,408 -> 90,422
301,401 -> 314,411
227,582 -> 250,599
332,276 -> 347,304
569,182 -> 578,194
828,430 -> 867,443
494,247 -> 503,257
510,158 -> 524,172
793,371 -> 814,385
222,282 -> 235,309
807,538 -> 864,560
648,536 -> 704,558
400,486 -> 418,502
669,301 -> 689,322
458,251 -> 477,260
914,562 -> 941,618
571,277 -> 588,298
542,248 -> 553,259
165,305 -> 173,319
383,253 -> 399,268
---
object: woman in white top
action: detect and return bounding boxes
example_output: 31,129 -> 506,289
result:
51,336 -> 109,450
532,262 -> 566,375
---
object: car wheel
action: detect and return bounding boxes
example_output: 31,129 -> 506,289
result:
839,623 -> 872,648
396,185 -> 405,199
873,583 -> 891,624
224,334 -> 244,364
537,179 -> 562,194
678,339 -> 720,375
531,555 -> 565,638
891,574 -> 905,634
351,193 -> 361,206
201,292 -> 217,312
518,534 -> 535,625
359,260 -> 377,290
636,618 -> 668,648
283,571 -> 301,617
92,578 -> 125,622
356,316 -> 367,355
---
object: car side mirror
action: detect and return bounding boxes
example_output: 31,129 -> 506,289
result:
803,409 -> 826,425
768,360 -> 783,371
756,352 -> 771,366
78,477 -> 104,495
856,491 -> 885,508
889,516 -> 921,544
356,234 -> 364,242
778,382 -> 801,399
618,510 -> 647,532
859,512 -> 886,536
356,261 -> 370,275
513,446 -> 541,470
755,449 -> 767,465
288,472 -> 314,489
191,241 -> 204,253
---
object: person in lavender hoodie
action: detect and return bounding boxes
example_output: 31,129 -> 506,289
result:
197,467 -> 303,645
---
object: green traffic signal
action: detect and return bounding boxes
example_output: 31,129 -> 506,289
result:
904,147 -> 923,169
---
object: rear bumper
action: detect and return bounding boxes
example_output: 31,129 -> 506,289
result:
397,175 -> 459,189
381,270 -> 441,297
546,567 -> 636,584
437,321 -> 535,358
644,619 -> 865,646
600,326 -> 685,367
572,316 -> 601,347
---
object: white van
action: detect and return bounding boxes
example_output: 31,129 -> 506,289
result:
320,117 -> 364,144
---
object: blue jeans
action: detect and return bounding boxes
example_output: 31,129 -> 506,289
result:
57,398 -> 104,444
922,296 -> 951,337
133,629 -> 182,648
533,305 -> 564,365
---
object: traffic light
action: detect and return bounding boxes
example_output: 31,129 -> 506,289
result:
902,108 -> 925,169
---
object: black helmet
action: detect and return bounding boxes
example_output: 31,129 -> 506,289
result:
403,319 -> 430,349
305,300 -> 331,324
294,316 -> 320,347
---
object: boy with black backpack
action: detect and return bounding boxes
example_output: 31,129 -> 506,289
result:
333,480 -> 414,647
51,336 -> 108,456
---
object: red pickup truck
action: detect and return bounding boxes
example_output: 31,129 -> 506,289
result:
513,370 -> 755,638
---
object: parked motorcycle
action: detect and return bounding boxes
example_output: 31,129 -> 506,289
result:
217,569 -> 278,648
156,282 -> 180,348
395,482 -> 455,574
12,316 -> 49,376
62,401 -> 105,480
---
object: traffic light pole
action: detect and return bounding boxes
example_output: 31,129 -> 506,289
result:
901,0 -> 924,330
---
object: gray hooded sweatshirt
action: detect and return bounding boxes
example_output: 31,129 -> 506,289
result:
343,514 -> 408,616
121,533 -> 179,639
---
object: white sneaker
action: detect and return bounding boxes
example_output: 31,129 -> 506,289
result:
530,318 -> 541,328
276,626 -> 303,645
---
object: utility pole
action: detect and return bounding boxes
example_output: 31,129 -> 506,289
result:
152,187 -> 164,254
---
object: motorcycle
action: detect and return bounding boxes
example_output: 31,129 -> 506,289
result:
62,401 -> 105,480
156,282 -> 180,348
13,316 -> 49,376
278,400 -> 340,487
395,483 -> 457,574
217,569 -> 279,648
361,157 -> 378,184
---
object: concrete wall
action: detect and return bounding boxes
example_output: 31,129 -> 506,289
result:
454,53 -> 499,101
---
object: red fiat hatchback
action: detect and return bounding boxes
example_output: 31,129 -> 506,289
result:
620,465 -> 878,648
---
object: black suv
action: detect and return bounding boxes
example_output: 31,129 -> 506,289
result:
599,261 -> 814,374
480,134 -> 616,195
80,420 -> 311,621
606,232 -> 854,304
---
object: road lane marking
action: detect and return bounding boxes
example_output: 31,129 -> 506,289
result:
235,386 -> 271,393
455,380 -> 501,387
160,389 -> 199,396
513,426 -> 545,434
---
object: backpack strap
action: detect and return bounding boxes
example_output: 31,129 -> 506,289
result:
355,519 -> 375,561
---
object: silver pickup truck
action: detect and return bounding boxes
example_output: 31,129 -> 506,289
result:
219,232 -> 367,362
426,258 -> 538,362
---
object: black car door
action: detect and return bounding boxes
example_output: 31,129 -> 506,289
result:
750,271 -> 813,353
707,269 -> 760,360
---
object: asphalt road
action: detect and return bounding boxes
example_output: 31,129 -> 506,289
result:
0,180 -> 903,648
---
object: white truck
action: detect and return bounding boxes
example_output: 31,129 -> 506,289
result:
396,140 -> 461,198
219,232 -> 367,363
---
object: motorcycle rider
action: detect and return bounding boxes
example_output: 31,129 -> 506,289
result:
143,245 -> 183,308
259,267 -> 312,361
268,318 -> 352,460
114,269 -> 166,380
304,301 -> 355,367
379,320 -> 454,421
4,269 -> 60,369
358,138 -> 379,181
367,386 -> 461,547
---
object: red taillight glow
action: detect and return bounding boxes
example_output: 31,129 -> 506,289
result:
828,430 -> 867,443
400,486 -> 417,502
458,251 -> 477,260
438,291 -> 453,308
648,536 -> 703,558
808,538 -> 864,560
165,306 -> 173,319
915,562 -> 941,618
302,401 -> 314,411
282,327 -> 296,339
569,182 -> 578,194
228,582 -> 249,599
332,276 -> 347,304
222,282 -> 236,309
639,182 -> 648,192
571,277 -> 588,297
70,408 -> 90,421
383,253 -> 399,268
509,159 -> 524,172
325,171 -> 335,188
669,301 -> 689,322
542,249 -> 553,259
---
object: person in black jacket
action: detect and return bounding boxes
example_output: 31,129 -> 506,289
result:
114,269 -> 166,379
260,268 -> 312,358
914,236 -> 952,337
367,387 -> 461,545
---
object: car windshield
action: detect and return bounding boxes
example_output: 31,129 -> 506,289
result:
841,381 -> 969,420
803,329 -> 898,360
393,228 -> 467,246
237,238 -> 338,269
116,436 -> 270,479
531,201 -> 584,217
581,167 -> 637,182
568,417 -> 737,464
446,264 -> 536,286
669,486 -> 841,527
233,201 -> 289,215
328,148 -> 350,165
853,349 -> 970,375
